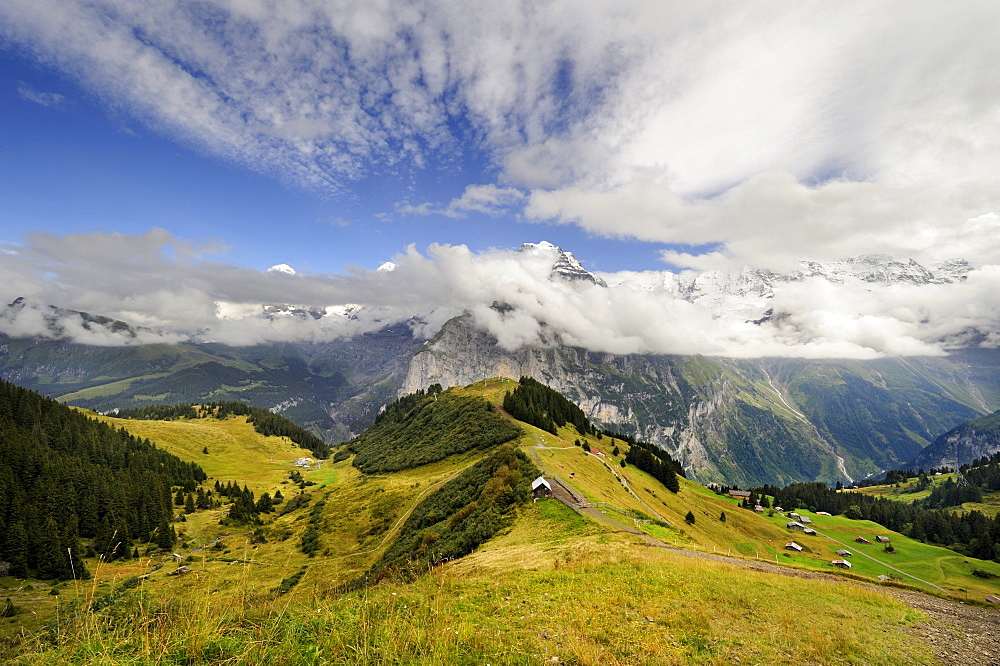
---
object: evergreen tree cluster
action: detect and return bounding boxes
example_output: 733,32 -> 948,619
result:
755,481 -> 1000,563
604,430 -> 686,479
213,480 -> 274,524
349,389 -> 520,474
502,377 -> 593,436
116,401 -> 329,458
363,445 -> 539,583
624,442 -> 680,493
0,380 -> 207,579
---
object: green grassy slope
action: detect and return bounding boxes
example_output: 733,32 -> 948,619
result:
3,380 -> 998,664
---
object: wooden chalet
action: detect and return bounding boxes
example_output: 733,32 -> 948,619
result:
786,521 -> 805,531
831,559 -> 852,569
876,536 -> 891,544
855,536 -> 872,545
531,476 -> 552,499
835,549 -> 853,558
785,542 -> 803,552
728,490 -> 752,499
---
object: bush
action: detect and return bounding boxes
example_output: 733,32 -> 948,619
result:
685,511 -> 696,525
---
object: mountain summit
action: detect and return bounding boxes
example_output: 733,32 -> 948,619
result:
519,241 -> 608,287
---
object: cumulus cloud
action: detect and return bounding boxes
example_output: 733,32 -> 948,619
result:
2,231 -> 1000,358
7,2 -> 998,270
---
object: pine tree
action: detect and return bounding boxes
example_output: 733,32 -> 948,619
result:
685,511 -> 696,525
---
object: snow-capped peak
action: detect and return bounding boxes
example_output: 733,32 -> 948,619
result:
519,241 -> 607,287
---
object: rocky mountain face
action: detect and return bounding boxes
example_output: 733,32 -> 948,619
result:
404,314 -> 1000,486
912,410 -> 1000,470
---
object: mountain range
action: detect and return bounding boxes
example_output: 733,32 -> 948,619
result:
2,245 -> 999,487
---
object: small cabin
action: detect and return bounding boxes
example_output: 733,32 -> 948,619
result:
855,536 -> 872,545
803,528 -> 817,536
774,506 -> 784,512
831,559 -> 851,569
876,536 -> 891,544
836,549 -> 853,558
788,512 -> 801,519
729,490 -> 751,499
799,516 -> 812,524
754,505 -> 765,513
787,521 -> 805,531
785,542 -> 803,552
531,476 -> 552,499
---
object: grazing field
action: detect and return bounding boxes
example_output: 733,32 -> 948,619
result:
4,384 -> 998,664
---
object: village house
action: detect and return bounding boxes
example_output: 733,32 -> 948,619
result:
832,559 -> 852,569
728,490 -> 751,500
754,505 -> 765,513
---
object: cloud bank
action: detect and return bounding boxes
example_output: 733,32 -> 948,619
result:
4,1 -> 1000,269
2,231 -> 999,358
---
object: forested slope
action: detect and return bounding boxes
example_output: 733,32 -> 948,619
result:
0,380 -> 205,579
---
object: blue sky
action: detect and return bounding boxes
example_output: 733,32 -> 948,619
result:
2,1 -> 1000,356
1,45 -> 662,275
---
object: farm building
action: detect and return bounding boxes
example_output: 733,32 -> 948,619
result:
836,549 -> 853,558
754,505 -> 765,513
531,477 -> 552,498
816,511 -> 832,516
876,536 -> 891,544
803,528 -> 817,536
785,542 -> 803,552
832,559 -> 852,569
799,516 -> 812,524
788,512 -> 801,519
855,536 -> 872,545
729,490 -> 751,499
786,521 -> 805,531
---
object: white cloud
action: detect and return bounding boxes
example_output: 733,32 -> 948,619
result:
17,83 -> 65,107
4,1 -> 1000,349
3,231 -> 999,359
398,184 -> 525,219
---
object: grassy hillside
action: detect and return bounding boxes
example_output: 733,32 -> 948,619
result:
3,379 -> 998,664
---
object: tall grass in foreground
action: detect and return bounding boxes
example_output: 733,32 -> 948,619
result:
4,546 -> 932,666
